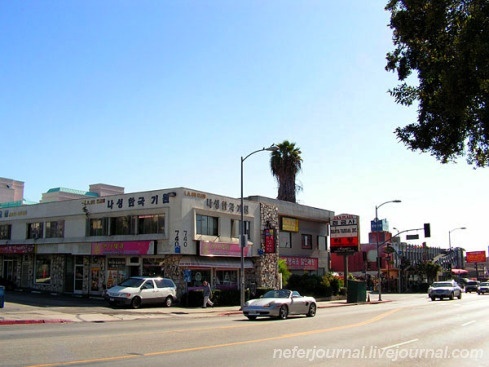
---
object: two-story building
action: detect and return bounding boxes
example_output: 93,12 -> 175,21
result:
0,179 -> 333,298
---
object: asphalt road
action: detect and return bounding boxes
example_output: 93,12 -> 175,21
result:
1,292 -> 488,367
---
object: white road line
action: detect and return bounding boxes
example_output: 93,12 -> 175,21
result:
462,320 -> 476,326
381,339 -> 419,350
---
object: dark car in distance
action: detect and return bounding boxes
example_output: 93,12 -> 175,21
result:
465,280 -> 480,293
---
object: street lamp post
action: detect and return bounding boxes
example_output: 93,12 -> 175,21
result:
375,199 -> 401,301
240,144 -> 278,307
448,227 -> 466,250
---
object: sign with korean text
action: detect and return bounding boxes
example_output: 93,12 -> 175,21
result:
281,256 -> 318,270
264,229 -> 275,253
330,213 -> 360,253
199,241 -> 253,258
0,244 -> 35,254
466,250 -> 486,263
91,241 -> 154,255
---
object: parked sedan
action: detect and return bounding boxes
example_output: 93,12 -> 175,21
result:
478,282 -> 489,295
242,289 -> 317,320
428,281 -> 462,301
105,276 -> 177,309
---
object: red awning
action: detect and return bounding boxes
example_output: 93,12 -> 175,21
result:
451,268 -> 468,275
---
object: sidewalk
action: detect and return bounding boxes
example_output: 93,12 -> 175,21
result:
0,291 -> 387,325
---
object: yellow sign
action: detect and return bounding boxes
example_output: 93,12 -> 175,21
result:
282,217 -> 299,232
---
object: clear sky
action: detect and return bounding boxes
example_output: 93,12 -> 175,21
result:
1,2 -> 486,253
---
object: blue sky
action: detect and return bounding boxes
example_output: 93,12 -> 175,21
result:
1,2 -> 486,253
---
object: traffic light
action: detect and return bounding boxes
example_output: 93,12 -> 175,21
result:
424,223 -> 431,238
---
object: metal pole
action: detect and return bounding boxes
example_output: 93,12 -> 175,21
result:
448,227 -> 466,251
240,145 -> 278,308
376,205 -> 381,302
375,200 -> 401,302
240,156 -> 245,308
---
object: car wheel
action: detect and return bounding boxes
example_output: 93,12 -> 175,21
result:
246,316 -> 257,321
430,296 -> 436,301
164,296 -> 173,307
307,303 -> 317,317
131,296 -> 142,309
449,292 -> 454,300
458,293 -> 462,299
278,305 -> 288,320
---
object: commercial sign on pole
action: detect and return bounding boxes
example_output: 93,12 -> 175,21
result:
330,213 -> 360,253
466,250 -> 486,263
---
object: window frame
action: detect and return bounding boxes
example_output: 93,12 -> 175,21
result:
196,214 -> 219,236
301,234 -> 313,249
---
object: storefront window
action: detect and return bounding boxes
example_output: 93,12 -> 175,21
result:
35,256 -> 51,284
215,270 -> 237,290
187,269 -> 211,288
106,258 -> 127,288
142,258 -> 165,277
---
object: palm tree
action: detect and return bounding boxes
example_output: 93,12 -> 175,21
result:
270,140 -> 302,203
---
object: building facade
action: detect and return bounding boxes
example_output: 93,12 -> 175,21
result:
0,182 -> 333,298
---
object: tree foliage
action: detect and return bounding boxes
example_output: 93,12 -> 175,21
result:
385,0 -> 489,167
270,140 -> 303,202
278,258 -> 291,286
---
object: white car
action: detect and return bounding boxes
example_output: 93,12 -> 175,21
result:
242,289 -> 317,320
428,280 -> 462,301
105,276 -> 177,309
478,282 -> 489,295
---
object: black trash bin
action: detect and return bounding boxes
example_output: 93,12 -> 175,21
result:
347,280 -> 367,303
0,285 -> 4,308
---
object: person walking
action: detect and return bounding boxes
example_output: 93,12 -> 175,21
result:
202,280 -> 214,308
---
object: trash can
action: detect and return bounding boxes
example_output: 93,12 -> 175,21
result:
0,285 -> 4,308
347,280 -> 367,303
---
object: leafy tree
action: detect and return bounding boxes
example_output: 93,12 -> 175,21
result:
278,258 -> 291,286
270,140 -> 303,202
415,261 -> 442,284
385,0 -> 489,167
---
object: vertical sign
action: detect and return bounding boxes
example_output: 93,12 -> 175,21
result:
330,214 -> 360,253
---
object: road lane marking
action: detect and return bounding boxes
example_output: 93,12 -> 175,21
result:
462,320 -> 476,326
27,307 -> 401,367
381,339 -> 419,350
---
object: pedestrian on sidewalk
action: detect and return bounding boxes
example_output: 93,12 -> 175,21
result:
202,280 -> 214,308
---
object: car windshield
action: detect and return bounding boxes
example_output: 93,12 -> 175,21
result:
466,281 -> 478,285
119,278 -> 145,288
480,282 -> 489,286
263,290 -> 291,299
432,282 -> 453,288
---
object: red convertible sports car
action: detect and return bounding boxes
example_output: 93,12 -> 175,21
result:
241,289 -> 317,320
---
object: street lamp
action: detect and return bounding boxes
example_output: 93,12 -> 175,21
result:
448,226 -> 466,250
240,144 -> 279,307
375,199 -> 401,301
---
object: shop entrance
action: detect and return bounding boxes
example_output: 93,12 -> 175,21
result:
74,256 -> 84,294
2,259 -> 16,289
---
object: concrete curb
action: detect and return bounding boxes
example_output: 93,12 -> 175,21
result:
0,299 -> 393,325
